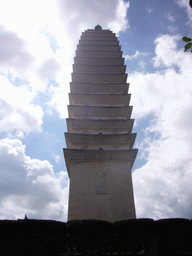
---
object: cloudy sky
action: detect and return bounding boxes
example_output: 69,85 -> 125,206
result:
0,0 -> 192,221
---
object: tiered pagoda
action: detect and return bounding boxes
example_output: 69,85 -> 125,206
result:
64,25 -> 137,222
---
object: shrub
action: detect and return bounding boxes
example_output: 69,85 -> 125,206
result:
154,218 -> 191,235
113,218 -> 154,234
66,219 -> 113,234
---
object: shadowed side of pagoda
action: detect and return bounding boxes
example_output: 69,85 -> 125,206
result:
64,27 -> 138,222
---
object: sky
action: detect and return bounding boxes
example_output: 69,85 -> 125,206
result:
0,0 -> 192,221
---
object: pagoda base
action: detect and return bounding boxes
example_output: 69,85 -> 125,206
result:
65,149 -> 137,222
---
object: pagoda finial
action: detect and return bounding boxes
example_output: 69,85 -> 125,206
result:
95,24 -> 102,30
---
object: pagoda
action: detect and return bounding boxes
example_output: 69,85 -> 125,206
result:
64,25 -> 137,222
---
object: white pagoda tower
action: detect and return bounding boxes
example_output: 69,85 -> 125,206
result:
64,25 -> 137,222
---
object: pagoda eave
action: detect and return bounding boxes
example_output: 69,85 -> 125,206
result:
64,148 -> 138,177
70,82 -> 129,94
66,118 -> 134,134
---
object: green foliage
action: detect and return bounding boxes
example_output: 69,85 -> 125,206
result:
185,42 -> 192,52
182,37 -> 192,52
182,36 -> 192,42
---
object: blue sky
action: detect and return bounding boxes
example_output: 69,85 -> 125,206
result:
0,0 -> 192,221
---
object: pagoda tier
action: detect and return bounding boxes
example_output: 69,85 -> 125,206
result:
64,27 -> 137,222
66,119 -> 134,134
70,82 -> 129,94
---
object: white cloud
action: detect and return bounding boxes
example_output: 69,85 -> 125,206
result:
0,138 -> 68,220
152,34 -> 183,68
38,58 -> 61,82
167,25 -> 178,33
0,0 -> 130,120
0,76 -> 43,136
53,154 -> 62,164
108,0 -> 130,34
58,0 -> 129,36
0,26 -> 34,71
0,0 -> 63,93
133,137 -> 192,219
130,34 -> 192,219
165,12 -> 175,23
47,82 -> 70,118
138,60 -> 146,70
125,50 -> 149,61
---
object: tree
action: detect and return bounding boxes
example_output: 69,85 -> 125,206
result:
182,1 -> 192,52
190,0 -> 192,8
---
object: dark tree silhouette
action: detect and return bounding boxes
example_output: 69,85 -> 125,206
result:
190,0 -> 192,8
